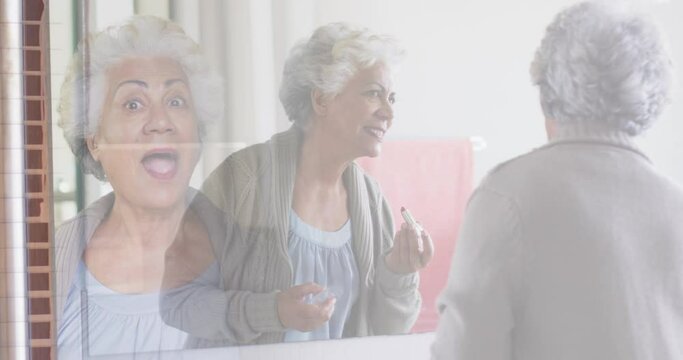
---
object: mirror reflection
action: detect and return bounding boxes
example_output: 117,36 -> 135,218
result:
55,16 -> 223,357
51,5 -> 455,357
162,21 -> 433,347
44,0 -> 683,358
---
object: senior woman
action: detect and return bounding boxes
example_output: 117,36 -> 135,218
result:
162,23 -> 434,346
55,16 -> 223,357
432,2 -> 683,360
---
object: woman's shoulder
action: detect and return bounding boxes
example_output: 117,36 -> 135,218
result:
347,161 -> 385,207
187,188 -> 228,239
203,127 -> 302,191
200,142 -> 273,210
55,193 -> 114,244
207,126 -> 301,180
351,160 -> 381,185
54,192 -> 115,319
213,142 -> 271,177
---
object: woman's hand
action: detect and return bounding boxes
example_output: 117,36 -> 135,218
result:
385,222 -> 435,274
276,282 -> 336,332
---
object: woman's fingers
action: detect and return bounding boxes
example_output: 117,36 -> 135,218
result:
299,299 -> 336,331
289,282 -> 324,299
319,297 -> 336,319
406,226 -> 422,271
399,224 -> 410,266
392,228 -> 403,262
299,303 -> 324,319
386,222 -> 436,273
415,221 -> 425,253
278,283 -> 335,332
420,228 -> 435,267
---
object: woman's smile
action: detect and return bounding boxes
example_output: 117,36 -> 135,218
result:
363,126 -> 387,142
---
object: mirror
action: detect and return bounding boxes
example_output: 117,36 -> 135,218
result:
44,0 -> 683,358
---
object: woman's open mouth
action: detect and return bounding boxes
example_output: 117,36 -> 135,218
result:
141,149 -> 178,180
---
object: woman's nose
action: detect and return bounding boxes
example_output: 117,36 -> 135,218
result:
143,104 -> 175,134
376,98 -> 394,122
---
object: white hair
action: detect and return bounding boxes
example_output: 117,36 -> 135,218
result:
58,15 -> 223,180
279,23 -> 404,127
530,1 -> 674,135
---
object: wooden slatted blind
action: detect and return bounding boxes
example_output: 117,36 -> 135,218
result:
23,0 -> 55,358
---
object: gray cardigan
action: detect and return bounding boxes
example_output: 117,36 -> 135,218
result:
162,126 -> 421,346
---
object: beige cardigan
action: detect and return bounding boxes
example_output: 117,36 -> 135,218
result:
166,126 -> 421,346
432,124 -> 683,359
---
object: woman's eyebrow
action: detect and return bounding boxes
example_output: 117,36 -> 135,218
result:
112,78 -> 188,97
364,81 -> 386,91
114,79 -> 147,95
165,78 -> 188,88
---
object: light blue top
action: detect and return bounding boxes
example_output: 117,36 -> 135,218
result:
57,261 -> 190,357
284,211 -> 359,342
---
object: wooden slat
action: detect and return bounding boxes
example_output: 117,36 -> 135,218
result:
30,339 -> 54,347
29,315 -> 52,323
28,290 -> 51,299
26,242 -> 50,250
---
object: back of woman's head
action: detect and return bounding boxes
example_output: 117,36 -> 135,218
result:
530,1 -> 674,135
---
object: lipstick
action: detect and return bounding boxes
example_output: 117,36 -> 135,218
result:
400,206 -> 424,253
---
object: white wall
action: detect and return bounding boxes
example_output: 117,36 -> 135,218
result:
637,2 -> 683,183
267,0 -> 683,184
71,0 -> 683,198
52,0 -> 683,205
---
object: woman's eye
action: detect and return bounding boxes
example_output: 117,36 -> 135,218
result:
388,94 -> 396,104
124,99 -> 143,111
168,97 -> 186,107
364,90 -> 381,98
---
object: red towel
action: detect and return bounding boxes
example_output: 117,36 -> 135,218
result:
357,139 -> 473,333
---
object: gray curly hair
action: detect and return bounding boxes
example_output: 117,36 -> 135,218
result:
530,2 -> 674,135
279,22 -> 404,127
58,15 -> 223,180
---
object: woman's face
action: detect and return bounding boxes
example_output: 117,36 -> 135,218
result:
321,62 -> 395,159
89,56 -> 201,212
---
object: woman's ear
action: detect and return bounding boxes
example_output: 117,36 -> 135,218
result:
311,89 -> 328,117
86,135 -> 101,161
